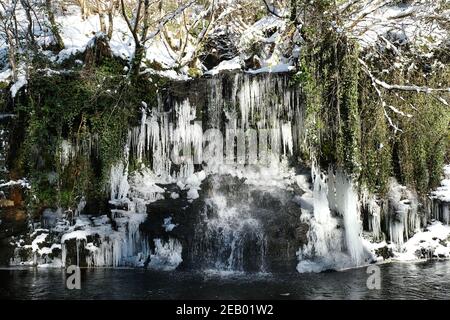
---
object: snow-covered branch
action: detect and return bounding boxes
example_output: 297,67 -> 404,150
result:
358,58 -> 450,94
144,0 -> 196,42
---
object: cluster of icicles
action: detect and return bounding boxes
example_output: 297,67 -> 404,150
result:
52,72 -> 428,271
296,165 -> 371,272
59,73 -> 303,269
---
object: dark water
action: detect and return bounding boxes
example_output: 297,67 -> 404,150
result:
1,261 -> 450,300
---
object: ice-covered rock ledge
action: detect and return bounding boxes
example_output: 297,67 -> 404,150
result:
365,221 -> 450,263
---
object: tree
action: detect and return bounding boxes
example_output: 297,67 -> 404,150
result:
45,0 -> 64,50
0,0 -> 19,81
120,0 -> 197,77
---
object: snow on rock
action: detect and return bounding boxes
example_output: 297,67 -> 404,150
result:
239,15 -> 285,55
30,233 -> 48,252
204,57 -> 242,75
61,230 -> 88,243
237,15 -> 296,74
0,179 -> 31,189
393,221 -> 450,261
246,63 -> 295,75
432,165 -> 450,202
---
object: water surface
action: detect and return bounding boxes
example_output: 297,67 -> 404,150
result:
1,261 -> 449,299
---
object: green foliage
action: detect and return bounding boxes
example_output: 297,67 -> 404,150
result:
293,17 -> 362,177
292,1 -> 449,196
14,58 -> 162,213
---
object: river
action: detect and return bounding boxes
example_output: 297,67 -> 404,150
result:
1,260 -> 450,299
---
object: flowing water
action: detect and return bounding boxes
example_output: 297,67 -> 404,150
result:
1,261 -> 450,299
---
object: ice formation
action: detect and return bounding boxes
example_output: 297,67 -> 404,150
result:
386,179 -> 420,249
430,165 -> 450,225
9,70 -> 448,273
297,165 -> 371,272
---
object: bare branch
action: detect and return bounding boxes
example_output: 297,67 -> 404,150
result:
358,58 -> 450,94
261,0 -> 285,19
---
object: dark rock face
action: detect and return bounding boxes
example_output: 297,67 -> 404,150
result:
199,30 -> 238,70
141,174 -> 308,273
0,115 -> 29,266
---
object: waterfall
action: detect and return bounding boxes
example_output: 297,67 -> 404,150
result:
191,192 -> 267,272
18,72 -> 386,272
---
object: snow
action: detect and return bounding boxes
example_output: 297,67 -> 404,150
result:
10,74 -> 27,98
204,57 -> 242,75
37,244 -> 61,256
0,69 -> 11,83
353,1 -> 448,52
246,63 -> 295,75
393,221 -> 450,261
184,171 -> 206,200
432,165 -> 450,202
187,188 -> 200,200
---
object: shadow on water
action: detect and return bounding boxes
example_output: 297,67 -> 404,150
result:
1,260 -> 450,300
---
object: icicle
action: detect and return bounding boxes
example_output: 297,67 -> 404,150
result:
334,170 -> 366,266
136,104 -> 148,163
297,165 -> 369,272
109,161 -> 129,202
312,164 -> 331,224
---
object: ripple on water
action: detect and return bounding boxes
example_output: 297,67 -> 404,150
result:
1,261 -> 450,299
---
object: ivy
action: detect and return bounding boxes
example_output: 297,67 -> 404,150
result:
13,58 -> 162,213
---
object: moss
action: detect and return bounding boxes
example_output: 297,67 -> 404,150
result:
12,57 -> 163,215
188,67 -> 202,78
294,18 -> 363,177
292,1 -> 449,197
18,246 -> 32,261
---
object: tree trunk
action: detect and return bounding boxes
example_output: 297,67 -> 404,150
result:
45,0 -> 65,51
99,12 -> 106,34
20,0 -> 35,46
131,44 -> 145,78
107,10 -> 114,39
6,29 -> 17,82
